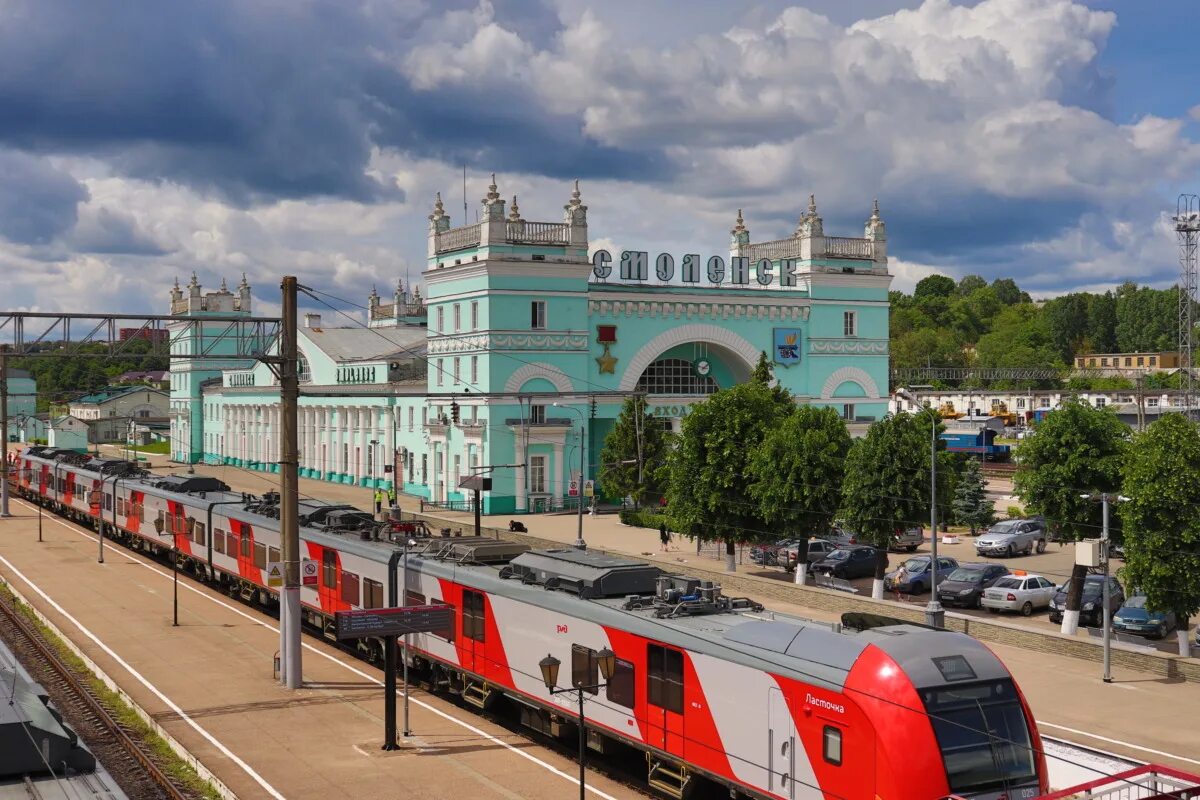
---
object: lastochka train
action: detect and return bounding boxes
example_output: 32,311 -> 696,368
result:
10,446 -> 1049,800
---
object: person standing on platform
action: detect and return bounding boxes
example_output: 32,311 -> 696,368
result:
373,489 -> 383,517
387,486 -> 396,510
659,523 -> 671,552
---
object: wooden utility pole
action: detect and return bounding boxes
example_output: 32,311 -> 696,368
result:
279,276 -> 302,688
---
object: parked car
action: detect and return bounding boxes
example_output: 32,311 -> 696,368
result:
750,538 -> 799,566
817,525 -> 861,547
810,545 -> 878,580
1048,575 -> 1125,628
974,518 -> 1048,557
1113,595 -> 1176,639
981,574 -> 1057,616
781,538 -> 837,571
884,555 -> 959,594
936,563 -> 1012,608
889,527 -> 924,552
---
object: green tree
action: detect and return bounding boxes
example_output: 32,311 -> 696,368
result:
747,406 -> 851,582
1120,414 -> 1200,656
914,274 -> 956,300
839,411 -> 934,596
952,459 -> 994,535
991,277 -> 1029,306
667,382 -> 794,570
1014,398 -> 1128,633
955,274 -> 988,296
597,396 -> 671,509
1043,293 -> 1092,362
890,329 -> 967,371
751,351 -> 772,385
1086,291 -> 1118,354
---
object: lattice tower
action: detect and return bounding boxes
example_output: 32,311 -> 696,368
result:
1176,194 -> 1200,421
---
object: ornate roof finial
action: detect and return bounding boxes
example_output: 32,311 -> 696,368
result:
219,277 -> 228,292
871,197 -> 880,221
429,191 -> 447,222
508,195 -> 522,222
173,276 -> 180,289
731,208 -> 747,235
239,272 -> 248,289
808,193 -> 818,217
484,173 -> 500,203
369,284 -> 379,299
567,178 -> 582,208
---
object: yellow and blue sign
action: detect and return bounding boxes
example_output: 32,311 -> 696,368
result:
774,328 -> 801,365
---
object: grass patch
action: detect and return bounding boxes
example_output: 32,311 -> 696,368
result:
0,583 -> 222,800
128,441 -> 170,454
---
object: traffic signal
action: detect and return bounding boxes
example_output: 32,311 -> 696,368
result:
450,401 -> 460,423
590,396 -> 597,419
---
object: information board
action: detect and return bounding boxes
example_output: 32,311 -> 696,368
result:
335,604 -> 454,640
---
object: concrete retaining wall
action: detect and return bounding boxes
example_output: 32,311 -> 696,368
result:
402,510 -> 1200,683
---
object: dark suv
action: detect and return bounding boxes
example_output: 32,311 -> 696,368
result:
1048,575 -> 1125,628
811,545 -> 878,580
936,563 -> 1011,608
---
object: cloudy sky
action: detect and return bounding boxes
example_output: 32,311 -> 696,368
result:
1,0 -> 1197,320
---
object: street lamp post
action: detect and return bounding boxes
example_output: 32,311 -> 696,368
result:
539,648 -> 616,800
552,403 -> 586,549
152,512 -> 180,626
896,387 -> 943,628
1083,492 -> 1127,683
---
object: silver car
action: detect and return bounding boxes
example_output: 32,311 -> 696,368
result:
981,574 -> 1057,616
975,519 -> 1047,557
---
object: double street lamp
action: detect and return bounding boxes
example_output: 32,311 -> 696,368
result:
538,647 -> 616,800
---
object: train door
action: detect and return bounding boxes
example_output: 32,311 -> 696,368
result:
461,589 -> 486,674
768,687 -> 797,799
646,643 -> 685,754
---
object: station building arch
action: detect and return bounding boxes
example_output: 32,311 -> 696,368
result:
819,366 -> 880,400
618,324 -> 759,393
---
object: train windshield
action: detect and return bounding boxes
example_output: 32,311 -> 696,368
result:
922,680 -> 1037,796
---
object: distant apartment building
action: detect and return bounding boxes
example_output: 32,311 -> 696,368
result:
68,385 -> 169,443
1073,351 -> 1179,372
119,327 -> 170,343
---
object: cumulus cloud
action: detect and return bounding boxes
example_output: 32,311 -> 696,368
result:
0,0 -> 1195,315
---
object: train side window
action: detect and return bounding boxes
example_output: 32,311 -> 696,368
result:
213,529 -> 225,555
606,658 -> 635,709
254,542 -> 267,570
430,598 -> 454,641
117,498 -> 126,516
572,645 -> 599,695
405,589 -> 426,606
647,644 -> 684,714
104,493 -> 112,511
157,510 -> 166,531
823,726 -> 842,766
241,535 -> 252,559
363,578 -> 384,609
322,550 -> 337,589
462,590 -> 486,642
341,571 -> 360,605
193,523 -> 206,546
226,532 -> 238,557
268,546 -> 280,565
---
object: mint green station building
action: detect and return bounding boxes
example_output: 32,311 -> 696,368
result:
170,179 -> 891,514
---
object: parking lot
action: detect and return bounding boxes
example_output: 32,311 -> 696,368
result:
748,530 -> 1197,655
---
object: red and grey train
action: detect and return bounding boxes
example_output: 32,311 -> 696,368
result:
10,446 -> 1049,800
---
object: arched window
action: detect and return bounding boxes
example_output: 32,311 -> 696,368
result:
298,353 -> 312,384
635,358 -> 718,396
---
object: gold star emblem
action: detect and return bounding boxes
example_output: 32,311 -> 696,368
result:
596,345 -> 617,374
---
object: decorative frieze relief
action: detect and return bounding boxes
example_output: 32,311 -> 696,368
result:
808,338 -> 889,355
588,300 -> 810,321
427,331 -> 588,355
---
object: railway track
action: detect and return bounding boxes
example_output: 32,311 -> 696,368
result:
0,585 -> 198,800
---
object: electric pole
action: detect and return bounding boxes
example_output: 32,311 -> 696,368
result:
279,276 -> 302,688
1,346 -> 10,518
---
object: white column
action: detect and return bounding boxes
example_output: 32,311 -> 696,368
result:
514,434 -> 526,511
552,442 -> 564,499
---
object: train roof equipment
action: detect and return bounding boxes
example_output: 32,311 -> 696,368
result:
500,548 -> 662,598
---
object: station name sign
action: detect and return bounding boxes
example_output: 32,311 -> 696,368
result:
591,250 -> 800,287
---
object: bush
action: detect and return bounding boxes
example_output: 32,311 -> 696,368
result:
1005,505 -> 1025,519
618,509 -> 670,530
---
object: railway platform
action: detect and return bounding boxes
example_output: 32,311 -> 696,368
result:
0,497 -> 637,800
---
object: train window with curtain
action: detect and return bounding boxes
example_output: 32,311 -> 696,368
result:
117,498 -> 126,517
240,535 -> 252,558
406,589 -> 426,606
606,658 -> 635,709
213,529 -> 225,555
823,726 -> 842,766
363,578 -> 383,609
647,644 -> 684,713
193,523 -> 206,546
341,571 -> 360,606
226,532 -> 238,557
462,590 -> 486,642
104,493 -> 112,511
571,645 -> 599,695
268,546 -> 280,566
254,542 -> 267,569
322,550 -> 337,589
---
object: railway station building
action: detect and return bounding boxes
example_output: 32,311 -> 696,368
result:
170,179 -> 892,513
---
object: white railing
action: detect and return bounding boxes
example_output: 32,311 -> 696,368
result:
436,223 -> 482,253
825,236 -> 874,259
744,237 -> 803,261
507,221 -> 569,244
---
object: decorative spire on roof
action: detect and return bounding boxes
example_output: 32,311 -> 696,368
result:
188,271 -> 199,288
796,193 -> 823,237
369,284 -> 379,301
484,173 -> 501,204
865,197 -> 886,248
508,195 -> 523,223
429,191 -> 446,222
564,178 -> 587,225
173,276 -> 180,289
808,193 -> 818,217
238,272 -> 249,290
219,277 -> 228,292
731,209 -> 747,235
